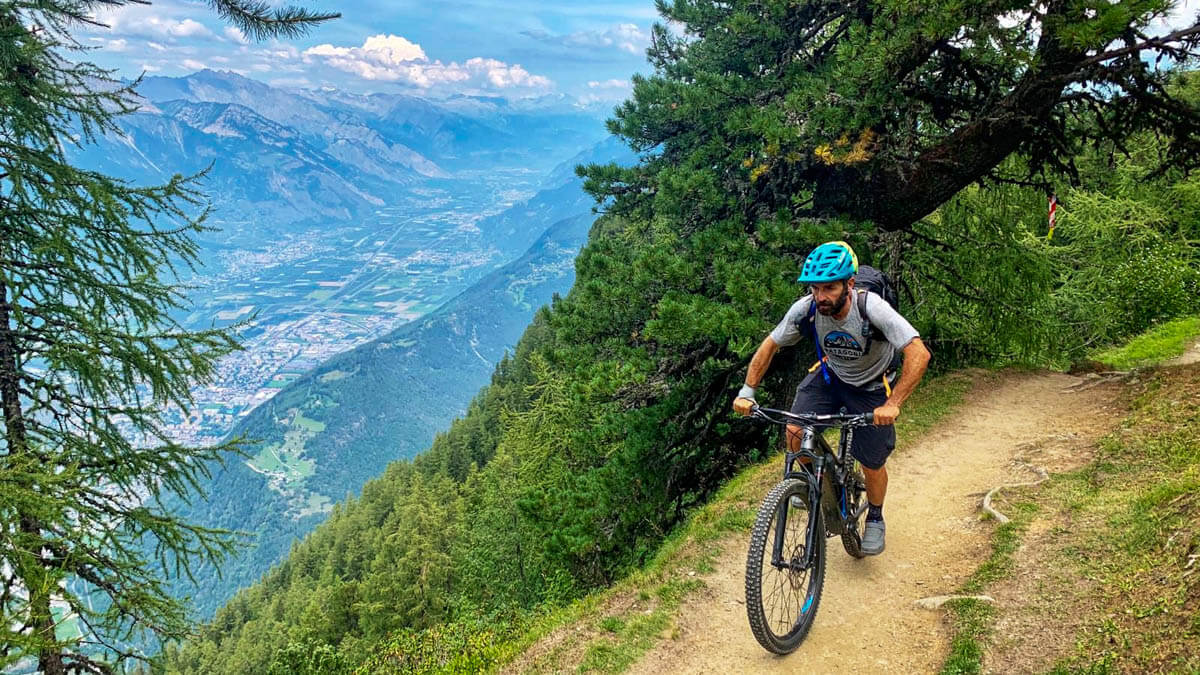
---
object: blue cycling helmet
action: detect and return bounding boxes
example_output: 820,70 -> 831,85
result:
797,241 -> 858,283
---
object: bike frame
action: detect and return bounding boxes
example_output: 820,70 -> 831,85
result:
764,411 -> 869,572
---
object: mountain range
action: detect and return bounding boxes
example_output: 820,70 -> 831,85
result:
69,69 -> 608,238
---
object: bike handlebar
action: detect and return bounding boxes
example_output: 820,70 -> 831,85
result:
750,405 -> 875,427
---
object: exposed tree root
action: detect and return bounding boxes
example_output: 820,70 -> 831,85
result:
1062,371 -> 1134,393
914,594 -> 996,610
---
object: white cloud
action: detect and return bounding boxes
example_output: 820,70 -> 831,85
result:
578,78 -> 633,105
270,45 -> 301,60
182,59 -> 207,71
89,5 -> 218,42
224,26 -> 249,45
140,63 -> 161,73
88,37 -> 130,51
167,18 -> 212,38
1150,0 -> 1198,33
588,79 -> 630,89
147,41 -> 166,51
126,16 -> 216,40
522,23 -> 651,55
303,34 -> 553,93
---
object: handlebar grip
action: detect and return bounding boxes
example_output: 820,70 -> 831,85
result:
864,412 -> 874,424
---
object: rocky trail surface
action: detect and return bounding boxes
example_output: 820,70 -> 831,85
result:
621,370 -> 1126,674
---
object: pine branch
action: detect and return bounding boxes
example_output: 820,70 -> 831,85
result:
207,0 -> 340,41
1079,22 -> 1200,67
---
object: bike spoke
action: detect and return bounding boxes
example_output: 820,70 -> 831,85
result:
759,496 -> 813,637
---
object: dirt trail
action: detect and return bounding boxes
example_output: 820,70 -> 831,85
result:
625,371 -> 1123,675
1167,337 -> 1200,366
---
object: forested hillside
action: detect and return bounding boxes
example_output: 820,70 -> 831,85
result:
169,1 -> 1200,672
163,157 -> 627,617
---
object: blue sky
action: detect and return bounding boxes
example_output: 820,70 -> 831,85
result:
81,0 -> 662,103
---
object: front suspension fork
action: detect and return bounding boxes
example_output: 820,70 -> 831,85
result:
771,455 -> 824,571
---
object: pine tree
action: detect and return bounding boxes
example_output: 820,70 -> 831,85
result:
588,0 -> 1200,231
0,1 -> 336,672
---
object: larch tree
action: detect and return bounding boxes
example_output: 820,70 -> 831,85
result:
0,1 -> 336,672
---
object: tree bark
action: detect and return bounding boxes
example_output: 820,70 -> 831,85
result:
0,283 -> 66,674
815,6 -> 1087,230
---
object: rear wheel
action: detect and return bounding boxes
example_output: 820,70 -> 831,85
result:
841,463 -> 868,558
745,478 -> 826,654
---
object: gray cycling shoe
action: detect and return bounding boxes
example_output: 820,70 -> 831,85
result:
861,519 -> 886,556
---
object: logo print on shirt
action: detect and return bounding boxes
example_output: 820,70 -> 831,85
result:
824,331 -> 864,359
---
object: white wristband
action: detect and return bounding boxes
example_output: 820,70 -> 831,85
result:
738,384 -> 757,400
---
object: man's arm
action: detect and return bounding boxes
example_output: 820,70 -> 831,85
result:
873,337 -> 931,425
733,335 -> 780,416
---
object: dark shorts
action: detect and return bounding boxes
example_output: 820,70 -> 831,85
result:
789,370 -> 896,470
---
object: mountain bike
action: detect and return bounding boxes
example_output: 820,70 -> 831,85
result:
744,405 -> 875,654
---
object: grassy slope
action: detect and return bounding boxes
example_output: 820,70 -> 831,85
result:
941,320 -> 1200,675
1090,316 -> 1200,370
494,371 -> 974,674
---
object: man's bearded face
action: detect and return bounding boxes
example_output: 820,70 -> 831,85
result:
811,280 -> 850,316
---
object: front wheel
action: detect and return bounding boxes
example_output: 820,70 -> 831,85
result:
745,477 -> 826,654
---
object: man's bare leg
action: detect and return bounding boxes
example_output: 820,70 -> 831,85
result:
863,464 -> 888,506
786,424 -> 804,453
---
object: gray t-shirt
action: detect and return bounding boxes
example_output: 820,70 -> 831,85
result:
770,291 -> 920,387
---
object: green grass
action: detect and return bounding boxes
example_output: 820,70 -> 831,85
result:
294,413 -> 326,432
574,578 -> 704,674
934,318 -> 1200,674
248,411 -> 324,483
940,598 -> 995,675
1090,316 -> 1200,370
249,442 -> 316,481
1040,408 -> 1200,672
962,501 -> 1038,593
296,493 -> 331,517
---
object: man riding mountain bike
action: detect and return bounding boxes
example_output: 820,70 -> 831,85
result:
733,241 -> 930,555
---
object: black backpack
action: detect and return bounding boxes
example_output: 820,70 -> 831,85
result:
852,265 -> 900,349
797,265 -> 900,353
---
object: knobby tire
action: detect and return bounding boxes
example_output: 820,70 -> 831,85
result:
745,477 -> 826,654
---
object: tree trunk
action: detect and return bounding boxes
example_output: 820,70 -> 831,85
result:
21,517 -> 66,675
816,9 -> 1086,231
0,285 -> 65,674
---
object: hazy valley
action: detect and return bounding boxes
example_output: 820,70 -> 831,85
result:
65,70 -> 632,618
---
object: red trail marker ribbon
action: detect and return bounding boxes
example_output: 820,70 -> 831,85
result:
1047,194 -> 1057,241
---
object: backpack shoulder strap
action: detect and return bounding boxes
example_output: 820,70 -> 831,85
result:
804,298 -> 832,384
793,296 -> 817,329
857,289 -> 873,351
